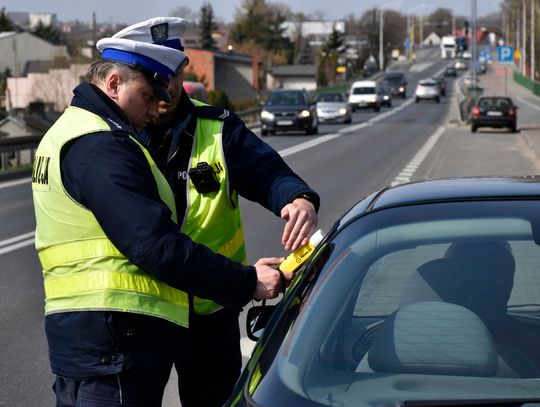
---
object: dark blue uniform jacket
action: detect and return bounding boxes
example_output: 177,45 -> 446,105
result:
45,83 -> 258,379
145,91 -> 320,219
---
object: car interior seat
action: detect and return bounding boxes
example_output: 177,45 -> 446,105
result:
415,241 -> 539,378
367,301 -> 499,376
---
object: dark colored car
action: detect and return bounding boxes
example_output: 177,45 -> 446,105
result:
471,96 -> 518,133
377,84 -> 393,107
260,89 -> 318,136
229,177 -> 540,406
382,71 -> 407,99
444,66 -> 458,77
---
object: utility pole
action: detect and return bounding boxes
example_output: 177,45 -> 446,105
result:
471,0 -> 477,89
522,0 -> 527,76
532,0 -> 536,80
92,11 -> 96,59
379,7 -> 384,72
419,14 -> 424,48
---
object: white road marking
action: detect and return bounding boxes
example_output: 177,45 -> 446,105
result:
0,231 -> 35,255
0,177 -> 31,189
517,96 -> 540,112
390,126 -> 445,186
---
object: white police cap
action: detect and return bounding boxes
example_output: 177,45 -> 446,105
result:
96,17 -> 189,103
113,17 -> 188,51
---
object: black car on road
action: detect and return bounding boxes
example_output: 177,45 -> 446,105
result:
229,177 -> 540,407
471,96 -> 518,133
260,89 -> 318,136
382,71 -> 407,99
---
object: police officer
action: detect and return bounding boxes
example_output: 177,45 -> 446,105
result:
115,17 -> 320,407
32,18 -> 290,407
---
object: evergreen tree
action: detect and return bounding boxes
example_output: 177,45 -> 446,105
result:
318,26 -> 347,86
296,38 -> 313,65
231,0 -> 292,53
199,2 -> 217,50
0,8 -> 13,32
32,21 -> 61,44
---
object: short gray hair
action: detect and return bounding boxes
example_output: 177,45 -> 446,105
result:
85,60 -> 141,85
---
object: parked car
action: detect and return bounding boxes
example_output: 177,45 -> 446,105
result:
415,79 -> 441,103
463,73 -> 481,89
471,96 -> 518,133
432,76 -> 447,97
444,66 -> 458,77
377,84 -> 393,107
315,92 -> 352,124
348,80 -> 381,112
229,176 -> 540,407
260,89 -> 318,136
454,59 -> 468,70
382,71 -> 407,99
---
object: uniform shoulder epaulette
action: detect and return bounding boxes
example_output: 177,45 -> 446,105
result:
195,105 -> 235,121
110,129 -> 131,139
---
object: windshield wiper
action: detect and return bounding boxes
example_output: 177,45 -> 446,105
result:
507,304 -> 540,309
400,398 -> 540,407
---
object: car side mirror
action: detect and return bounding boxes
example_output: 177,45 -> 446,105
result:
246,304 -> 277,341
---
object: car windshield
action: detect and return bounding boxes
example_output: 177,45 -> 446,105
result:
352,87 -> 376,95
383,75 -> 404,84
478,98 -> 512,110
254,201 -> 540,406
317,93 -> 344,102
267,91 -> 306,105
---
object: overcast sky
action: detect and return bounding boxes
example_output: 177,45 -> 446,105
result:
1,0 -> 501,25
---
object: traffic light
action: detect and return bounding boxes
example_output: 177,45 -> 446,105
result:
464,20 -> 469,36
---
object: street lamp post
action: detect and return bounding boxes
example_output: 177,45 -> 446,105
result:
379,7 -> 384,71
407,4 -> 428,59
532,0 -> 536,80
522,0 -> 527,76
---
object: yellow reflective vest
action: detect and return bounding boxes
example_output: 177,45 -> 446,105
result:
32,106 -> 189,327
182,100 -> 247,314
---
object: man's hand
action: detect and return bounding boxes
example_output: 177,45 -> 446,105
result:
252,257 -> 293,300
280,198 -> 318,251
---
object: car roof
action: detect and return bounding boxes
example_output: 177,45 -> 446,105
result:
339,177 -> 540,225
384,71 -> 404,77
269,89 -> 305,94
418,79 -> 438,85
351,80 -> 377,87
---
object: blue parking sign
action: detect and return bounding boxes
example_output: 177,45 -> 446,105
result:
498,46 -> 514,63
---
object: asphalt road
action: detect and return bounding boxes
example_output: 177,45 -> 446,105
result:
2,47 -> 540,406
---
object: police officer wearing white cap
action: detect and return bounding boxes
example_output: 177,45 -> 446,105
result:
128,18 -> 320,407
32,17 -> 289,406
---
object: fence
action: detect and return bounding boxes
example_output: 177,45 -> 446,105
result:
513,71 -> 540,97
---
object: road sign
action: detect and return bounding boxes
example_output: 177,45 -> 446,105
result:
498,46 -> 514,66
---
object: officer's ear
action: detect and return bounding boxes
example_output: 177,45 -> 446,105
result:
105,71 -> 122,101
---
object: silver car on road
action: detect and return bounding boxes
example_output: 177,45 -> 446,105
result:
316,92 -> 352,124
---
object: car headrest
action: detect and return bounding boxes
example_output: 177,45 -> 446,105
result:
368,301 -> 498,376
417,242 -> 515,321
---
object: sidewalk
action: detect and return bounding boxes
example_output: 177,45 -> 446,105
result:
452,62 -> 540,158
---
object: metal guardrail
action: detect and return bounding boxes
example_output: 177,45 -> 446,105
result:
0,135 -> 41,178
0,134 -> 42,154
236,106 -> 261,126
0,109 -> 264,178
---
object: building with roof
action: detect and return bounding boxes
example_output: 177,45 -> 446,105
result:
184,48 -> 260,101
266,65 -> 317,91
0,31 -> 68,76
